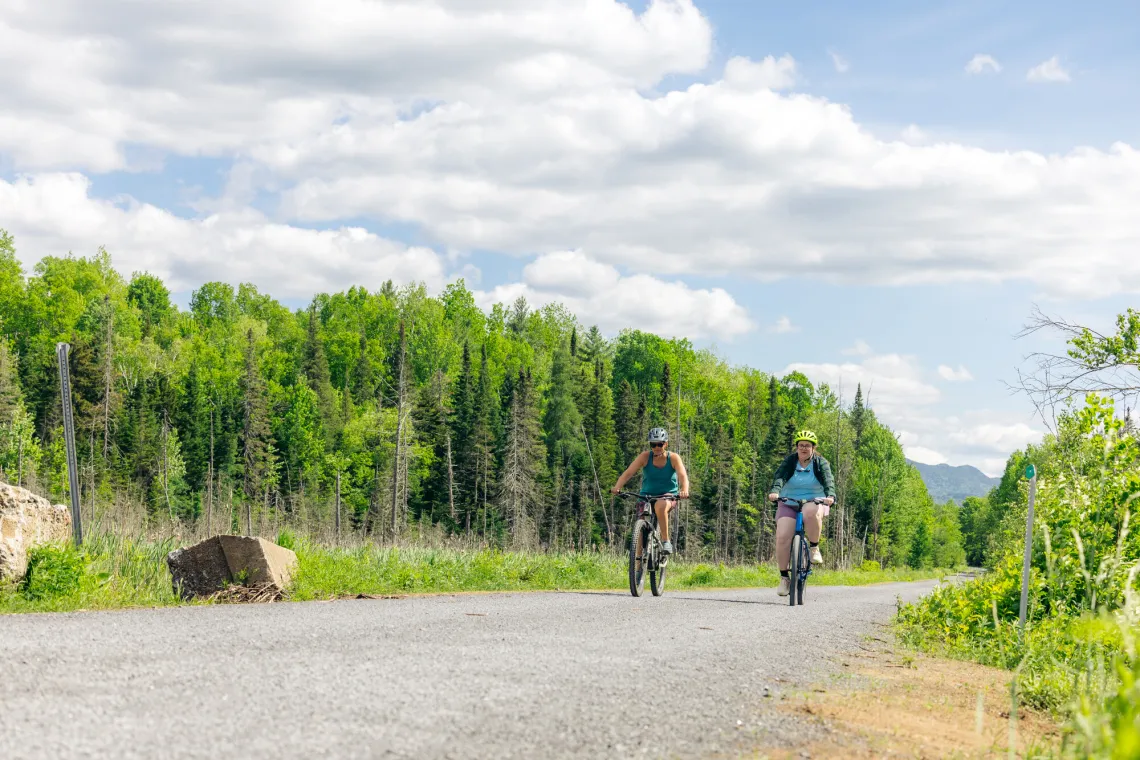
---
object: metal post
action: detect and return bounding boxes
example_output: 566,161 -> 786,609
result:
56,343 -> 83,546
1018,464 -> 1037,634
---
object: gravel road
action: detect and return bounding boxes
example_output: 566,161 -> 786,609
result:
1,580 -> 939,759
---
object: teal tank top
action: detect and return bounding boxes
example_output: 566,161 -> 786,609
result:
641,451 -> 679,495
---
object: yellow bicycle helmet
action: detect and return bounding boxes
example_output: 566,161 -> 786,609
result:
793,429 -> 818,446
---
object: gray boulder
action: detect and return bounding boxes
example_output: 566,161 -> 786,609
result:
0,481 -> 73,582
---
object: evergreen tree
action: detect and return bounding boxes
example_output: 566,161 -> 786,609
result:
583,359 -> 619,492
0,338 -> 24,425
579,325 -> 607,364
240,328 -> 277,507
352,330 -> 376,402
471,344 -> 497,528
760,376 -> 786,475
499,368 -> 545,546
450,342 -> 476,528
543,344 -> 582,469
302,303 -> 338,442
851,383 -> 867,451
615,379 -> 639,469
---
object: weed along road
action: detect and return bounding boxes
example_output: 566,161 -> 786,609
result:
1,580 -> 939,759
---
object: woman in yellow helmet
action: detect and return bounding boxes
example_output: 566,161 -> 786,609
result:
767,430 -> 836,597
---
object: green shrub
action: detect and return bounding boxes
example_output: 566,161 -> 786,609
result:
21,543 -> 88,601
896,394 -> 1140,748
275,528 -> 297,551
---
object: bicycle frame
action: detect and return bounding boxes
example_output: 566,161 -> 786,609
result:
618,491 -> 680,597
780,497 -> 822,606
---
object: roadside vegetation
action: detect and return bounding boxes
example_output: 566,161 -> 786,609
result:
0,530 -> 947,614
896,308 -> 1140,759
1,229 -> 962,576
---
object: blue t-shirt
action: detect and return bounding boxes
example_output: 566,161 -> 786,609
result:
779,461 -> 825,502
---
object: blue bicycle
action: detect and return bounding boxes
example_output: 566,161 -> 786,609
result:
780,497 -> 825,606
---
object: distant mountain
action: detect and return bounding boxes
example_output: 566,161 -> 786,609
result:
907,460 -> 1001,504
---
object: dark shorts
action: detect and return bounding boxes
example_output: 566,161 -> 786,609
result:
776,499 -> 829,521
775,500 -> 801,522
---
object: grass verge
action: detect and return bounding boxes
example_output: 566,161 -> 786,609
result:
1,532 -> 949,614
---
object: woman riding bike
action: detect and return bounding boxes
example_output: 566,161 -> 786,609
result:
767,430 -> 835,596
611,427 -> 690,554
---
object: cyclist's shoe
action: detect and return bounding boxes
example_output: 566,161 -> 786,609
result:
661,541 -> 674,555
810,546 -> 823,564
777,576 -> 790,596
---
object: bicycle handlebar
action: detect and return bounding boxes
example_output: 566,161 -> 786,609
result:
778,497 -> 828,506
614,491 -> 686,501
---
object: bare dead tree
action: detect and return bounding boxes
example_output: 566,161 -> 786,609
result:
1011,305 -> 1140,431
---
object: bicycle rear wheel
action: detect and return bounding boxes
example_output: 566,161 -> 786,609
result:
789,534 -> 802,606
629,520 -> 648,597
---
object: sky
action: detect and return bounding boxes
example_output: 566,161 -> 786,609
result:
2,0 -> 1138,476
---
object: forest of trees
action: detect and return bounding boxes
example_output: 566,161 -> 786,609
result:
0,229 -> 964,568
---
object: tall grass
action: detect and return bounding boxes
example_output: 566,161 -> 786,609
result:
0,532 -> 181,613
288,538 -> 945,600
1,530 -> 948,613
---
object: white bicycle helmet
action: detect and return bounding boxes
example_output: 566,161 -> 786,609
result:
648,427 -> 669,443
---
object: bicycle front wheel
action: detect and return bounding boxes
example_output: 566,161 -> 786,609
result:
789,534 -> 802,606
796,535 -> 809,606
629,520 -> 649,597
650,553 -> 667,596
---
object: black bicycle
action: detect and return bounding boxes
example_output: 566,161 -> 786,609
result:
617,491 -> 680,597
779,497 -> 825,606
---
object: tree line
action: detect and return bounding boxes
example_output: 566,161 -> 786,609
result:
0,230 -> 963,567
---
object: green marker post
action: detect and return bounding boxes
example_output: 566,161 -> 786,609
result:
1018,464 -> 1037,634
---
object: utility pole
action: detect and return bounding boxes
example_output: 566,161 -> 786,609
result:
390,320 -> 406,537
1019,464 -> 1038,635
56,343 -> 83,546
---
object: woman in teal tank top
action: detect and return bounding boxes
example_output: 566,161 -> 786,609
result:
611,427 -> 690,555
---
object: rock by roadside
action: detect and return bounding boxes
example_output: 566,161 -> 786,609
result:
0,481 -> 72,583
166,535 -> 297,600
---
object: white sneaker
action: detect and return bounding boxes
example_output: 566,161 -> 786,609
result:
777,577 -> 790,596
810,546 -> 823,564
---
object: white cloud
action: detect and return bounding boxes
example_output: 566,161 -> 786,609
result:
828,50 -> 850,74
905,446 -> 948,466
2,0 -> 1139,301
785,348 -> 1042,474
947,421 -> 1039,453
785,352 -> 941,423
1027,56 -> 1071,83
724,54 -> 797,91
937,364 -> 974,382
965,54 -> 1001,75
0,173 -> 447,297
899,124 -> 929,145
475,250 -> 754,340
768,316 -> 798,334
842,340 -> 873,356
0,0 -> 713,171
0,174 -> 753,342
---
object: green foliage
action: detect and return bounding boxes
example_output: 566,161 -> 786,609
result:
897,389 -> 1140,755
0,229 -> 958,568
0,534 -> 178,613
20,543 -> 88,600
275,527 -> 297,551
2,532 -> 947,614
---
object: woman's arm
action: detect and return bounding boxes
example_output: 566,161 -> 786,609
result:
611,451 -> 649,493
671,452 -> 690,497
